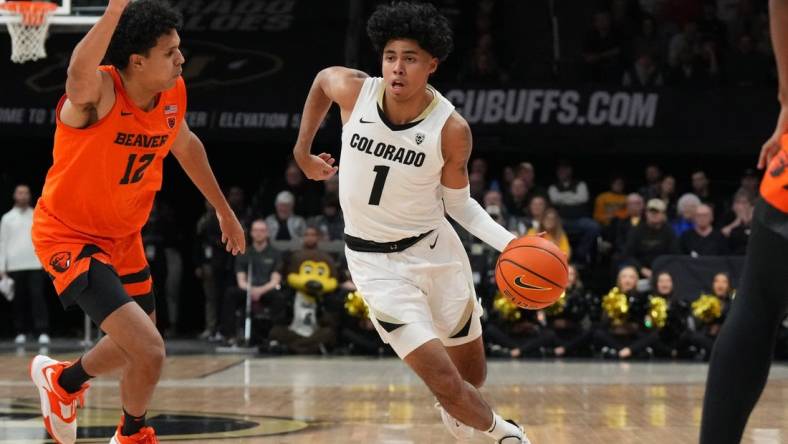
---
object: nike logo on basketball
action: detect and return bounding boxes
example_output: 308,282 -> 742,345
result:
121,111 -> 133,116
429,235 -> 439,249
513,276 -> 550,291
359,117 -> 375,124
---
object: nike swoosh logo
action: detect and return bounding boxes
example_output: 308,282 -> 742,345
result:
513,276 -> 550,291
359,117 -> 375,124
429,234 -> 439,249
121,111 -> 133,116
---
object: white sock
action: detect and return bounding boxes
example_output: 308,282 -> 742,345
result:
483,412 -> 522,442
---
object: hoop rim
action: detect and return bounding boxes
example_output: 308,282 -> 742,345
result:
0,1 -> 58,26
0,1 -> 59,13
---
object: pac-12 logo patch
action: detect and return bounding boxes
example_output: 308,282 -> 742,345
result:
49,252 -> 71,273
415,132 -> 425,145
167,116 -> 177,129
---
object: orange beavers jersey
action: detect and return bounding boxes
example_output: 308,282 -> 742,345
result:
39,65 -> 187,238
760,135 -> 788,214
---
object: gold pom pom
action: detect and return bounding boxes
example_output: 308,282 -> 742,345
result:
493,292 -> 522,322
692,294 -> 722,324
602,287 -> 629,326
345,291 -> 369,319
544,292 -> 567,317
648,296 -> 668,329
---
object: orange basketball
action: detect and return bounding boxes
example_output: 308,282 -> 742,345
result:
495,236 -> 569,310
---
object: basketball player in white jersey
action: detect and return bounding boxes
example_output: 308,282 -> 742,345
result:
293,3 -> 530,443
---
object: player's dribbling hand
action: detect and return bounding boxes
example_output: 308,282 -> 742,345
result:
759,105 -> 788,169
218,211 -> 246,255
295,152 -> 338,181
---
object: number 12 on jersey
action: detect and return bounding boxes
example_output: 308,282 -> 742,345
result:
368,165 -> 390,205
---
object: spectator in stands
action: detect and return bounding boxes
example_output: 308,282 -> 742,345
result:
672,193 -> 701,236
624,198 -> 680,278
512,195 -> 549,235
528,208 -> 571,260
459,32 -> 508,84
469,171 -> 487,203
681,204 -> 729,256
721,189 -> 754,255
504,178 -> 530,218
612,193 -> 645,254
667,46 -> 716,87
470,158 -> 489,187
593,176 -> 628,227
483,190 -> 511,230
484,300 -> 555,359
583,11 -> 625,83
266,191 -> 306,242
195,199 -> 231,341
738,167 -> 760,197
227,186 -> 253,230
513,162 -> 546,205
726,33 -> 770,87
0,184 -> 48,345
657,175 -> 678,217
698,2 -> 728,50
610,0 -> 642,40
632,15 -> 666,63
252,161 -> 323,218
219,219 -> 284,345
668,21 -> 701,68
309,194 -> 344,242
622,51 -> 665,87
638,164 -> 663,200
691,170 -> 723,215
548,161 -> 600,264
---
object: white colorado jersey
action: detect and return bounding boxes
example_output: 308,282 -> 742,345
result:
339,77 -> 455,242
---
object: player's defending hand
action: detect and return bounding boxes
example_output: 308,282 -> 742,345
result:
295,152 -> 338,181
218,211 -> 246,255
759,105 -> 788,169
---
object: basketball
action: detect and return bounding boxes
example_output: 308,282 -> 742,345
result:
495,236 -> 569,310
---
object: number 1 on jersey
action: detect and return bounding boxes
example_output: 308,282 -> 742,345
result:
368,165 -> 390,205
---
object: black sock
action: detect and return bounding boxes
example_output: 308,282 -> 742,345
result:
58,358 -> 93,394
122,409 -> 146,436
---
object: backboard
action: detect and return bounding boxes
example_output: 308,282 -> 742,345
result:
0,0 -> 102,27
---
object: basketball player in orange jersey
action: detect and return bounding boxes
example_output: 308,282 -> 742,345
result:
700,1 -> 788,442
28,1 -> 245,443
294,3 -> 530,443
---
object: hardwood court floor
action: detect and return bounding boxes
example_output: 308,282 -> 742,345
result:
1,352 -> 788,443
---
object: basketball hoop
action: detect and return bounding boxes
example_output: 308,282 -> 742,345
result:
0,1 -> 58,63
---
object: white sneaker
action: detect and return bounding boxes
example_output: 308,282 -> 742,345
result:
498,420 -> 531,444
435,402 -> 474,441
38,334 -> 50,345
29,355 -> 89,444
14,334 -> 26,344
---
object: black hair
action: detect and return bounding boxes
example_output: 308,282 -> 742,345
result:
366,1 -> 453,62
106,0 -> 182,70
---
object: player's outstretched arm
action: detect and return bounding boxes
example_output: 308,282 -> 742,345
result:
171,122 -> 246,255
440,112 -> 516,252
64,0 -> 129,109
293,66 -> 367,181
760,0 -> 788,169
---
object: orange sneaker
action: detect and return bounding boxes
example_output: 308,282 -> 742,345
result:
29,355 -> 89,444
109,416 -> 159,443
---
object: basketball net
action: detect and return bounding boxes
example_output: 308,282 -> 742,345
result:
0,1 -> 57,63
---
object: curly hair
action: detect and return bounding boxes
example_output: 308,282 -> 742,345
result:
366,1 -> 453,62
106,0 -> 182,70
